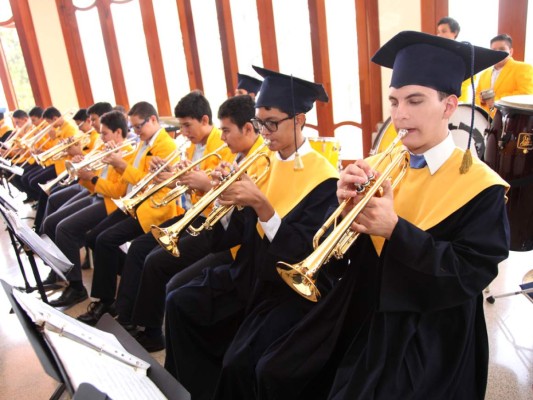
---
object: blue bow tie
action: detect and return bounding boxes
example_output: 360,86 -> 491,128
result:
410,154 -> 427,169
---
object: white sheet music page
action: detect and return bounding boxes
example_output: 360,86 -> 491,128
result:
45,330 -> 167,400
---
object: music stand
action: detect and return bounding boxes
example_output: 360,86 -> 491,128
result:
1,279 -> 73,400
2,280 -> 191,400
0,203 -> 71,303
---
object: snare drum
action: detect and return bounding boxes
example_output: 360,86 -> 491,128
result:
484,95 -> 533,251
309,137 -> 341,168
448,104 -> 490,158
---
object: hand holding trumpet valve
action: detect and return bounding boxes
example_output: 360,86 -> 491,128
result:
337,160 -> 398,240
102,140 -> 128,170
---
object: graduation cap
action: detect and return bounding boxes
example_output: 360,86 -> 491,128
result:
236,73 -> 263,94
252,65 -> 329,170
252,65 -> 328,115
372,31 -> 507,96
372,31 -> 507,172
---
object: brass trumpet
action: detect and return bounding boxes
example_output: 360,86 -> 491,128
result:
151,142 -> 270,257
112,147 -> 185,218
276,130 -> 409,302
150,143 -> 228,209
38,139 -> 107,195
65,138 -> 137,182
34,132 -> 91,166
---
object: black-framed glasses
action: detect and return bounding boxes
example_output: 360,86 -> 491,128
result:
131,118 -> 149,131
251,116 -> 293,132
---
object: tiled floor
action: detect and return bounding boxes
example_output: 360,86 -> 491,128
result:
0,192 -> 532,399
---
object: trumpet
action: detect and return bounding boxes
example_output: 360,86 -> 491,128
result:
34,132 -> 91,166
112,147 -> 185,218
151,142 -> 270,257
276,130 -> 409,302
38,139 -> 106,195
2,120 -> 47,159
150,143 -> 228,209
64,138 -> 137,181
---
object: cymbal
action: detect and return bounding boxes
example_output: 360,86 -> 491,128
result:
522,269 -> 533,284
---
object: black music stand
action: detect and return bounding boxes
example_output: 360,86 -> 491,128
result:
1,279 -> 73,400
2,280 -> 191,400
0,201 -> 71,303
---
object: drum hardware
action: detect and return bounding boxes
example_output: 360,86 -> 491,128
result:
486,269 -> 533,303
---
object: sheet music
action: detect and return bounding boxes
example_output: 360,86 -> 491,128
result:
45,330 -> 166,400
2,208 -> 72,279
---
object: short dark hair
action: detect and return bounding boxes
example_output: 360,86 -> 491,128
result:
73,108 -> 88,122
87,102 -> 113,117
128,101 -> 159,121
218,95 -> 257,132
437,17 -> 460,37
174,91 -> 212,124
43,107 -> 61,119
491,33 -> 512,48
13,109 -> 29,119
29,106 -> 43,118
100,110 -> 128,138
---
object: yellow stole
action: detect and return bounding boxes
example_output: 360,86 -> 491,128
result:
256,150 -> 339,237
370,148 -> 509,255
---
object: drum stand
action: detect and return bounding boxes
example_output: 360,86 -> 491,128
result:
486,269 -> 533,304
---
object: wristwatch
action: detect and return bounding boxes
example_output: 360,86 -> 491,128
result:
91,176 -> 99,185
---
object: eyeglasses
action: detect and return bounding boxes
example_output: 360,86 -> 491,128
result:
251,116 -> 293,132
131,118 -> 149,131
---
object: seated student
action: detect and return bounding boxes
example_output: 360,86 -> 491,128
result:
234,73 -> 263,99
164,66 -> 339,400
255,31 -> 511,400
42,110 -> 134,308
114,94 -> 262,352
75,101 -> 178,326
0,108 -> 14,142
475,33 -> 533,116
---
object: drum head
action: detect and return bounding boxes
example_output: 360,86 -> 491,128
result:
448,104 -> 489,158
496,95 -> 533,116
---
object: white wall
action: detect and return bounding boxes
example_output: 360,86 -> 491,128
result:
377,0 -> 421,121
28,0 -> 77,111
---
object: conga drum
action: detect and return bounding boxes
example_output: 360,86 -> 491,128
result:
308,137 -> 341,169
484,95 -> 533,251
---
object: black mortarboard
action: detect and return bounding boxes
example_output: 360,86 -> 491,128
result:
252,65 -> 328,115
372,31 -> 507,96
236,73 -> 262,94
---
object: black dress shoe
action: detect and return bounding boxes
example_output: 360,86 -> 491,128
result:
49,286 -> 88,308
77,301 -> 112,326
134,331 -> 165,352
37,271 -> 64,290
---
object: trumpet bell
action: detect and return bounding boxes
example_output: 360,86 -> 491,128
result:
150,226 -> 180,257
276,261 -> 321,302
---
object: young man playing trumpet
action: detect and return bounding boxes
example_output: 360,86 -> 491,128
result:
255,32 -> 511,400
41,110 -> 134,308
113,94 -> 263,352
75,101 -> 178,325
164,66 -> 339,400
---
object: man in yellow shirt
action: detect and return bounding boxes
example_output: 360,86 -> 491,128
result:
476,33 -> 533,117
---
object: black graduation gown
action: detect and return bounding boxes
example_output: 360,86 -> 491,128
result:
165,177 -> 338,400
256,185 -> 510,400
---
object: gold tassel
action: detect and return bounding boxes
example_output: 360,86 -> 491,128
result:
460,148 -> 473,174
294,152 -> 304,171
